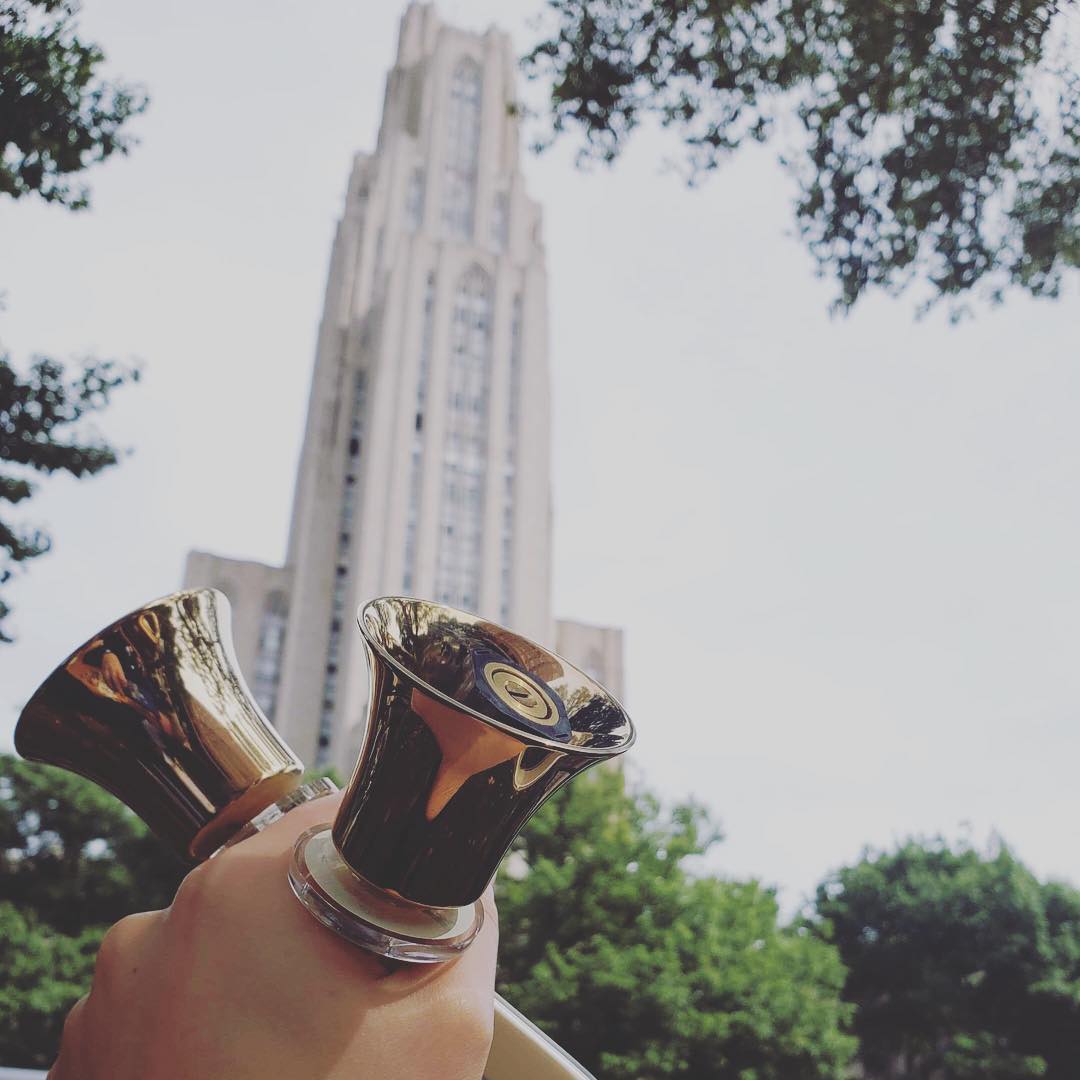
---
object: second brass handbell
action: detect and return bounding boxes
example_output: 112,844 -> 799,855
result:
326,597 -> 634,910
15,590 -> 307,861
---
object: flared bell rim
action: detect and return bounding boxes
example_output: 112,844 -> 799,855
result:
357,595 -> 636,758
15,587 -> 220,755
13,586 -> 306,861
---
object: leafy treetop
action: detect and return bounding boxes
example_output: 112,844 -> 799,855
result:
812,838 -> 1080,1079
0,355 -> 139,641
497,767 -> 857,1079
0,0 -> 148,209
526,0 -> 1080,315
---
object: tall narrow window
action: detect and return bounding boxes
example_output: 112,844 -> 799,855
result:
406,167 -> 425,232
443,59 -> 482,240
492,191 -> 509,252
317,369 -> 367,766
435,266 -> 492,611
403,273 -> 437,593
500,295 -> 523,623
253,590 -> 288,723
374,226 -> 385,278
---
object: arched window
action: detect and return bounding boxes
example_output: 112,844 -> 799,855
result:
435,266 -> 492,611
443,59 -> 482,240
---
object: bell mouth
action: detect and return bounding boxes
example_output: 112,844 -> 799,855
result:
13,587 -> 306,862
358,597 -> 635,756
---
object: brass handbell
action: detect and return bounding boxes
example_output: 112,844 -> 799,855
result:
15,589 -> 334,862
289,596 -> 636,962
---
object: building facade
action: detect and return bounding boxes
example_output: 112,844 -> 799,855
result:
185,3 -> 622,775
552,619 -> 625,703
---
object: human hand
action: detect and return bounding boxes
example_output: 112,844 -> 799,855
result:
50,792 -> 498,1080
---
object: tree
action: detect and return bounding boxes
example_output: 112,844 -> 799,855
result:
811,838 -> 1080,1079
0,755 -> 187,1067
1,0 -> 146,640
0,902 -> 101,1069
1,0 -> 147,208
496,767 -> 857,1078
526,0 -> 1080,315
0,357 -> 139,641
0,755 -> 187,930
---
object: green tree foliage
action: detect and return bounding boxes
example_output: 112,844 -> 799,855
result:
0,755 -> 186,1067
1,0 -> 147,208
0,902 -> 100,1069
0,755 -> 186,929
812,839 -> 1080,1079
0,356 -> 139,641
527,0 -> 1080,314
497,767 -> 857,1078
1,0 -> 146,641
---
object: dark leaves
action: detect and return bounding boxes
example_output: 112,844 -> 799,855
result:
527,0 -> 1080,314
0,2 -> 146,639
0,756 -> 187,1067
0,353 -> 139,641
497,768 -> 856,1078
810,839 -> 1080,1079
0,0 -> 148,209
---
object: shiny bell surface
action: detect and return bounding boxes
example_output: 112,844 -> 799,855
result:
329,596 -> 635,909
15,589 -> 307,861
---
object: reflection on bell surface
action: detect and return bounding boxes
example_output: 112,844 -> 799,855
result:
15,589 -> 330,861
288,596 -> 635,963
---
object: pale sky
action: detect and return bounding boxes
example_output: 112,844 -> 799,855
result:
2,0 -> 1079,915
